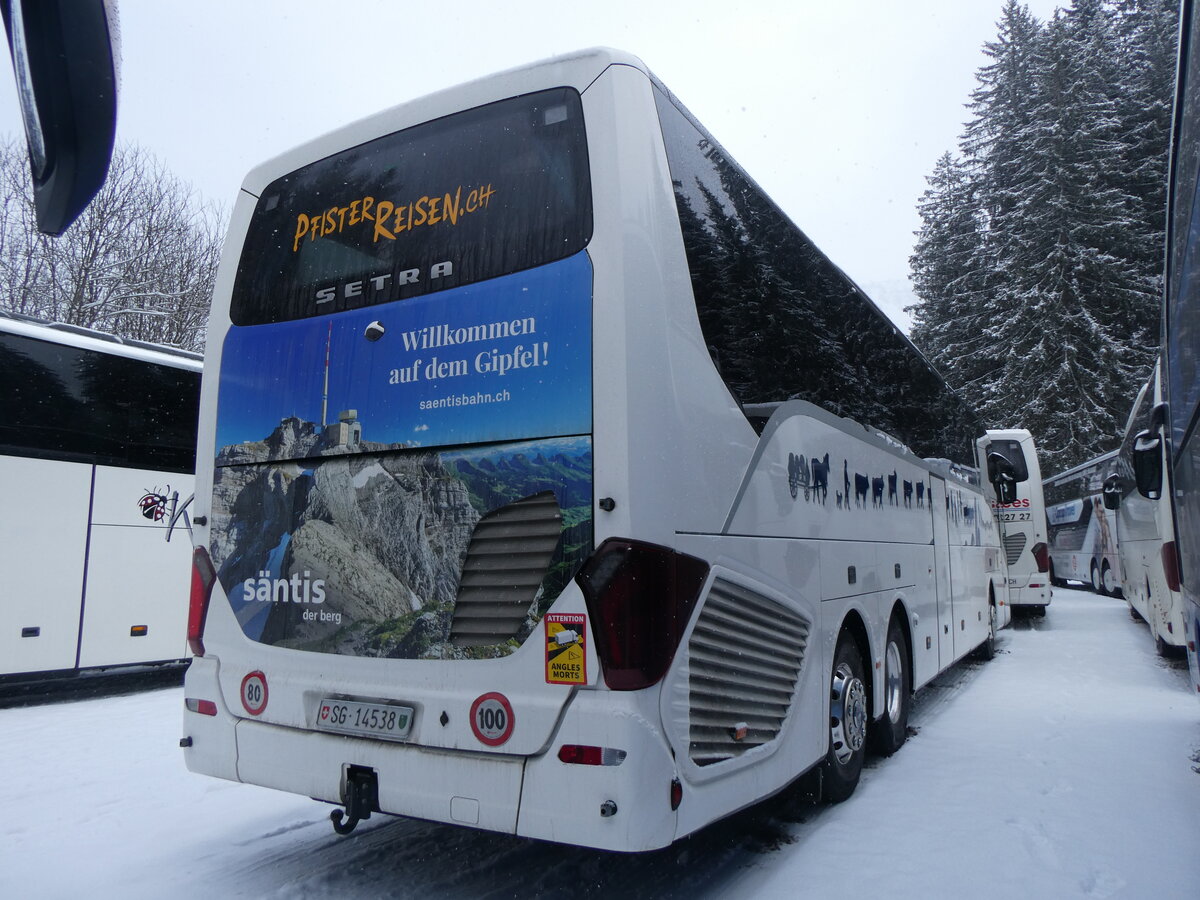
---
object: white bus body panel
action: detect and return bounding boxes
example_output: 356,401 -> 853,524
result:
0,457 -> 91,675
78,466 -> 193,668
0,458 -> 191,676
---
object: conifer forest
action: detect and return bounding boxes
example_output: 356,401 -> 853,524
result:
909,0 -> 1179,472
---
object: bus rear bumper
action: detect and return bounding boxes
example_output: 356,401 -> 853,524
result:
235,718 -> 526,835
515,689 -> 679,852
1008,583 -> 1050,607
182,657 -> 679,851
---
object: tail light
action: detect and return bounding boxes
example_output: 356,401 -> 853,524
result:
1031,542 -> 1049,573
575,538 -> 709,691
185,698 -> 218,716
557,745 -> 627,766
188,546 -> 217,656
1162,541 -> 1182,593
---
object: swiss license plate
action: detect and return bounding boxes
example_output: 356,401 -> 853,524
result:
316,698 -> 414,741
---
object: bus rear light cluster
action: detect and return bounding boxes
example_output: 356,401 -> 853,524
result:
188,546 -> 217,656
575,538 -> 710,691
185,698 -> 217,716
1162,542 -> 1182,593
557,745 -> 627,766
1031,542 -> 1049,573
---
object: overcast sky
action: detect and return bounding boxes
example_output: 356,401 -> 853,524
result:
0,0 -> 1065,328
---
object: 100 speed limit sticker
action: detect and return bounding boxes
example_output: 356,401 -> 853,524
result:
469,692 -> 514,746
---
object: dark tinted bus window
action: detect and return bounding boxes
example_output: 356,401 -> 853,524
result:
231,88 -> 592,326
0,332 -> 199,472
652,84 -> 982,465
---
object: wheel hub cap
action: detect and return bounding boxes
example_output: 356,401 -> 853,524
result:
830,662 -> 867,764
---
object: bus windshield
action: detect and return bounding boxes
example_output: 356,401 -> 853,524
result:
230,87 -> 592,326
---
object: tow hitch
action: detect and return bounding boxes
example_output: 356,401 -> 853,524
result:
331,765 -> 379,835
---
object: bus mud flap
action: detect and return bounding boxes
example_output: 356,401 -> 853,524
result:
331,764 -> 379,835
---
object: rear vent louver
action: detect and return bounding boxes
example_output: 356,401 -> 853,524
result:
1003,531 -> 1028,567
450,491 -> 562,647
688,579 -> 809,767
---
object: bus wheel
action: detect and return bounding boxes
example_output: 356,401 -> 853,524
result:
1129,603 -> 1144,622
1101,563 -> 1120,597
822,631 -> 868,801
1090,561 -> 1105,594
871,618 -> 911,757
976,600 -> 997,661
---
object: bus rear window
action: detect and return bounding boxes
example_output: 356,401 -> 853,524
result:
230,88 -> 592,326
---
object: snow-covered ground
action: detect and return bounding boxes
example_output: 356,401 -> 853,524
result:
3,587 -> 1198,899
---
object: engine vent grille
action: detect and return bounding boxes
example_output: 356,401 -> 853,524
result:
688,579 -> 809,767
450,491 -> 562,647
1003,531 -> 1028,567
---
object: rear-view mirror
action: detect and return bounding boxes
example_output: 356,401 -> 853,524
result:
987,451 -> 1017,505
1132,429 -> 1163,499
1,0 -> 119,235
1102,474 -> 1121,510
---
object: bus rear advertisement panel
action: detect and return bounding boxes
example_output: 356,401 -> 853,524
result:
211,92 -> 596,663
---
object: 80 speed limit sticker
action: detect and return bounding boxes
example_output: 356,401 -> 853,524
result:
469,692 -> 514,746
240,671 -> 268,715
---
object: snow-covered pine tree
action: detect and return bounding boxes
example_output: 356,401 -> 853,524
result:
909,0 -> 1174,471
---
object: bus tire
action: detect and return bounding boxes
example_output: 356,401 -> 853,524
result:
976,598 -> 997,661
1090,560 -> 1104,594
1101,562 -> 1120,598
870,617 -> 911,757
822,631 -> 868,802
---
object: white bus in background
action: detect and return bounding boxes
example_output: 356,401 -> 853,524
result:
0,313 -> 201,683
1044,451 -> 1122,595
1105,363 -> 1186,655
182,49 -> 1013,852
978,429 -> 1049,616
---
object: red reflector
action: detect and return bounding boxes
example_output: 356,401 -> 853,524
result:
185,698 -> 217,717
670,778 -> 683,811
1162,542 -> 1182,593
575,538 -> 709,691
1031,543 -> 1049,573
559,745 -> 603,766
188,547 -> 217,656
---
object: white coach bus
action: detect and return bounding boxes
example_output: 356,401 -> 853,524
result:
978,429 -> 1049,615
182,49 -> 1011,852
0,312 -> 200,682
1045,451 -> 1122,595
1106,363 -> 1187,655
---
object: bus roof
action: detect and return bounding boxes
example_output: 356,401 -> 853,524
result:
236,48 -> 646,198
0,310 -> 203,371
1046,448 -> 1120,485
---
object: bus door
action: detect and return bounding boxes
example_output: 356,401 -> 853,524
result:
929,475 -> 955,667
